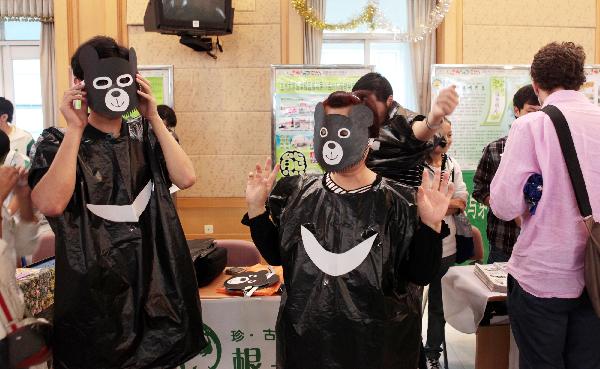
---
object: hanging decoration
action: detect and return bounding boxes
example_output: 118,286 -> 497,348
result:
291,0 -> 377,31
375,0 -> 452,42
292,0 -> 452,42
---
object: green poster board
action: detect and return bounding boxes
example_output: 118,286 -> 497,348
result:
125,65 -> 174,120
271,65 -> 373,179
431,65 -> 600,261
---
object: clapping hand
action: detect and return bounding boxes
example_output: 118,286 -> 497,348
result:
246,157 -> 279,218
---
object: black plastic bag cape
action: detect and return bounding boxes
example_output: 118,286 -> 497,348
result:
367,113 -> 433,183
28,117 -> 206,369
268,175 -> 422,369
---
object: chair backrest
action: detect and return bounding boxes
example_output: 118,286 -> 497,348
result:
214,239 -> 261,267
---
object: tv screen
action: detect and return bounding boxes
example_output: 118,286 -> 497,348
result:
144,0 -> 234,36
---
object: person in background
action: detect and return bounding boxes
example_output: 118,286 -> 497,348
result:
473,85 -> 540,263
422,119 -> 468,369
352,72 -> 458,188
491,42 -> 600,369
353,73 -> 459,369
157,104 -> 179,142
0,129 -> 44,366
243,91 -> 453,369
0,97 -> 35,157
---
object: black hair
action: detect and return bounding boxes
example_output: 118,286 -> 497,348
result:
0,97 -> 14,123
324,90 -> 381,138
71,36 -> 130,80
157,105 -> 177,128
512,84 -> 538,110
352,72 -> 393,103
0,129 -> 9,160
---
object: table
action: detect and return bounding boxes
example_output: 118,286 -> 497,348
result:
182,267 -> 281,369
14,262 -> 282,369
442,265 -> 518,369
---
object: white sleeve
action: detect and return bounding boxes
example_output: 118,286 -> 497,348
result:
13,221 -> 40,257
451,159 -> 468,201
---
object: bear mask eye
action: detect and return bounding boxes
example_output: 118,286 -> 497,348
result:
93,77 -> 112,89
338,128 -> 351,138
117,74 -> 133,87
319,127 -> 328,138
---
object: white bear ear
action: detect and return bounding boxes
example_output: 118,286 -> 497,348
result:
349,104 -> 374,128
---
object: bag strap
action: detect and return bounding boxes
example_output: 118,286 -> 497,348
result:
542,105 -> 593,218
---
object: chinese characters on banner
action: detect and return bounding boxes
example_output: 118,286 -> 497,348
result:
181,297 -> 280,369
431,65 -> 600,258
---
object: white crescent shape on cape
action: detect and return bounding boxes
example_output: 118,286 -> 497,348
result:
300,225 -> 377,277
86,180 -> 152,222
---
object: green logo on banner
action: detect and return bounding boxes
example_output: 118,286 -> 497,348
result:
199,323 -> 222,369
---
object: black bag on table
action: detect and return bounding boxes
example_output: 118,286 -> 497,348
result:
188,239 -> 228,287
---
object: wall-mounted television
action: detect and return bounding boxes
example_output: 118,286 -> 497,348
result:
144,0 -> 234,36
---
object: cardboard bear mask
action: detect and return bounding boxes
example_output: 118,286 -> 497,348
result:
79,45 -> 139,119
313,102 -> 374,172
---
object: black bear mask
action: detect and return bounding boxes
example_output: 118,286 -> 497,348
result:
79,45 -> 139,119
313,102 -> 374,173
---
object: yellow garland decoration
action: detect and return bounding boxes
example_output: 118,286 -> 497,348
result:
291,0 -> 377,31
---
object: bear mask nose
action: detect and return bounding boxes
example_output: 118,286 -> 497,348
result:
328,142 -> 336,149
111,90 -> 120,97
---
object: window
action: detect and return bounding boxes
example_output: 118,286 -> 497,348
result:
0,21 -> 43,139
321,0 -> 417,111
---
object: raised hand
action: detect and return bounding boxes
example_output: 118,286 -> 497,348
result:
136,74 -> 159,121
246,157 -> 280,218
60,82 -> 88,130
428,85 -> 459,126
417,168 -> 454,232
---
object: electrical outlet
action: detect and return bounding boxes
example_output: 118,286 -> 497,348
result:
204,224 -> 214,234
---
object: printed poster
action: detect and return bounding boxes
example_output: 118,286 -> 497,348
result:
272,66 -> 373,178
431,65 -> 600,260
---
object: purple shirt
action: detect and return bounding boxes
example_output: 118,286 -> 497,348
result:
491,90 -> 600,298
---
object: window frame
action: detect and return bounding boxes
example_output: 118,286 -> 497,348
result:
0,41 -> 41,101
322,32 -> 417,111
323,32 -> 408,67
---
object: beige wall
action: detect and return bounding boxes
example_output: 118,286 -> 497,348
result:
127,0 -> 283,198
439,0 -> 599,64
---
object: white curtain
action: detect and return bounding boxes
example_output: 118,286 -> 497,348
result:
0,0 -> 52,21
40,20 -> 56,128
0,0 -> 56,127
303,0 -> 325,65
408,0 -> 437,114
